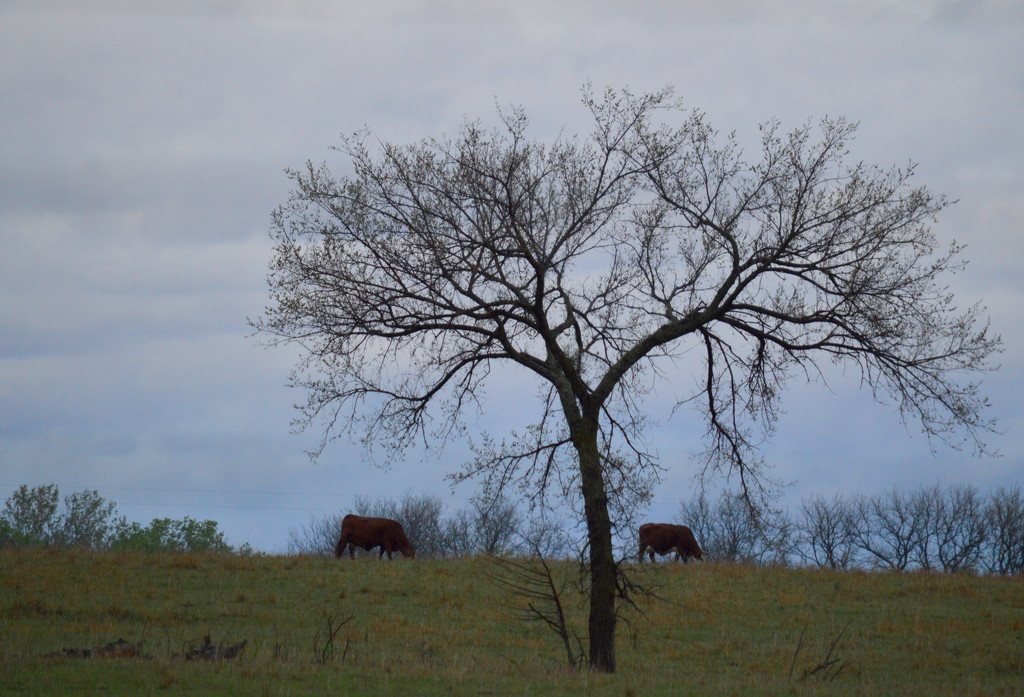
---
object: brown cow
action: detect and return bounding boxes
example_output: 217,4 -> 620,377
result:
638,523 -> 703,563
334,514 -> 415,560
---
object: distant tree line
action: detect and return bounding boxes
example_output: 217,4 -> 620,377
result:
678,484 -> 1024,575
0,484 -> 238,554
7,482 -> 1019,575
289,484 -> 1024,576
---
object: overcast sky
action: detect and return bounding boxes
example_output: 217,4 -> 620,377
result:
2,0 -> 1021,552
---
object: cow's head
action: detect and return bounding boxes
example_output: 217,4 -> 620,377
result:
403,543 -> 416,559
681,547 -> 704,563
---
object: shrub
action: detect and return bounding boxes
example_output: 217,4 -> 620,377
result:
109,517 -> 233,553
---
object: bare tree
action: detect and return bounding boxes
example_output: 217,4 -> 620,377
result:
679,491 -> 792,565
520,511 -> 579,560
437,506 -> 477,558
850,485 -> 987,573
694,493 -> 757,563
933,484 -> 987,573
287,492 -> 526,559
982,486 -> 1024,575
676,491 -> 714,558
487,550 -> 585,669
795,494 -> 859,570
908,485 -> 943,571
904,483 -> 986,572
254,86 -> 999,670
852,490 -> 926,571
352,493 -> 447,558
472,493 -> 523,555
394,493 -> 446,558
288,513 -> 345,556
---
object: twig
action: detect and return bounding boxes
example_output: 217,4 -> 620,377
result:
314,609 -> 355,663
486,552 -> 585,669
790,623 -> 851,682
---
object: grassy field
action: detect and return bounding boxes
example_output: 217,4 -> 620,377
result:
1,548 -> 1021,696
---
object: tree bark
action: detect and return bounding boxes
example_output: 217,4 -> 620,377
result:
573,415 -> 617,673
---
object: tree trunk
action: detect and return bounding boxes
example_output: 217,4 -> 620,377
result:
573,417 -> 617,673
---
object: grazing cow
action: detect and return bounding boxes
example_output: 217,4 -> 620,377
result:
638,523 -> 703,563
334,514 -> 415,560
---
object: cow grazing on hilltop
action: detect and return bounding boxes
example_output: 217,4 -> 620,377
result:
638,523 -> 703,563
334,514 -> 415,560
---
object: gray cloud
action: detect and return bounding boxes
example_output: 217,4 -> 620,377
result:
2,1 -> 1020,551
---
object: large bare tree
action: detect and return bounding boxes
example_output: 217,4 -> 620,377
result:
254,87 -> 999,671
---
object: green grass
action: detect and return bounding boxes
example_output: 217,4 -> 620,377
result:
1,548 -> 1021,695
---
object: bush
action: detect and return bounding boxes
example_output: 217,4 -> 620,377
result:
109,517 -> 233,553
1,484 -> 236,554
0,484 -> 60,547
288,513 -> 345,556
288,491 -> 530,559
51,489 -> 122,549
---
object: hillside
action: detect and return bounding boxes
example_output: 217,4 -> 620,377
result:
1,549 -> 1020,695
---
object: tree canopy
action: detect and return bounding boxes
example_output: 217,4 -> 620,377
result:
255,86 -> 1000,671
